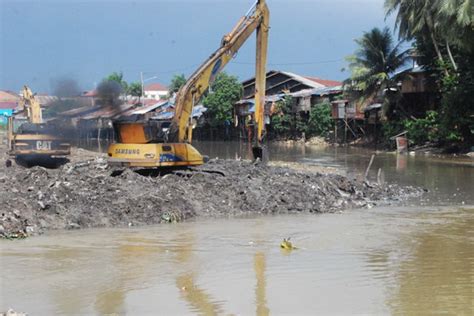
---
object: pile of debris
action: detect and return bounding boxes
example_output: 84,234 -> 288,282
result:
0,157 -> 421,238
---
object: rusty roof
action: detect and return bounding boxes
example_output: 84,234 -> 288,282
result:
303,76 -> 342,87
81,103 -> 135,120
144,83 -> 168,91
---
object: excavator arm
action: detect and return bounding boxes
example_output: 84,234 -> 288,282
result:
170,0 -> 269,149
17,85 -> 43,124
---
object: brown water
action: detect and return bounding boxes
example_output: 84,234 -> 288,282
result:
1,141 -> 473,315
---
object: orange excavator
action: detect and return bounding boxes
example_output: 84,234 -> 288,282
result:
108,0 -> 269,168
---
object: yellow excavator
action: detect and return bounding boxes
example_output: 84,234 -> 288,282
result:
108,0 -> 269,168
7,86 -> 71,167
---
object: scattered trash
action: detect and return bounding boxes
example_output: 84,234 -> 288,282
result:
0,309 -> 27,316
280,237 -> 297,250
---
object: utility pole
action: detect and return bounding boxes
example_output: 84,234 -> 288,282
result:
140,73 -> 159,100
140,71 -> 144,99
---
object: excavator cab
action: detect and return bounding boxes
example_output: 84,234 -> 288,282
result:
108,117 -> 205,168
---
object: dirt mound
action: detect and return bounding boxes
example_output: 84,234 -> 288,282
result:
0,156 -> 422,238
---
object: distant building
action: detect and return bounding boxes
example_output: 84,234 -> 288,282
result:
241,70 -> 341,99
235,70 -> 342,118
144,83 -> 168,100
0,90 -> 20,124
393,64 -> 438,117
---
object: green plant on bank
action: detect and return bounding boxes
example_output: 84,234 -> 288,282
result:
271,97 -> 333,139
383,0 -> 474,148
104,71 -> 128,93
381,120 -> 404,148
169,74 -> 187,94
403,110 -> 440,145
345,27 -> 410,100
202,72 -> 242,128
271,95 -> 294,138
307,102 -> 333,137
127,82 -> 142,99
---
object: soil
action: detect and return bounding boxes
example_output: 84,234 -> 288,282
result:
0,145 -> 422,238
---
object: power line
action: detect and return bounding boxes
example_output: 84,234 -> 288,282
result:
231,58 -> 344,66
123,58 -> 344,78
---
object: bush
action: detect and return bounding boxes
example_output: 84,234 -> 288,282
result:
271,96 -> 294,138
307,102 -> 333,137
403,111 -> 440,145
202,72 -> 242,128
381,120 -> 404,148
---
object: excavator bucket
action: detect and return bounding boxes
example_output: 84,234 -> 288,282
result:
252,145 -> 268,163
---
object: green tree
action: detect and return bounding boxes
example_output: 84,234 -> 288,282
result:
127,82 -> 143,101
386,0 -> 474,147
202,72 -> 242,127
105,71 -> 128,93
346,27 -> 409,99
271,95 -> 294,138
385,0 -> 474,72
403,110 -> 440,145
169,74 -> 187,94
385,0 -> 449,70
307,102 -> 333,137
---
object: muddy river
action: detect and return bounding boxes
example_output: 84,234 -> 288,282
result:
1,142 -> 473,315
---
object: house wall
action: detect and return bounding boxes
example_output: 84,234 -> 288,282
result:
400,72 -> 436,93
144,90 -> 168,100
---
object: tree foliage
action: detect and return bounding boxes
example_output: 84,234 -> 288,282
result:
385,0 -> 474,147
403,111 -> 440,145
202,72 -> 242,127
271,96 -> 294,137
169,74 -> 187,94
307,102 -> 333,136
127,82 -> 142,98
346,27 -> 409,99
104,71 -> 128,93
271,97 -> 333,139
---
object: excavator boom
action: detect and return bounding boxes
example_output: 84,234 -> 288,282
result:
171,0 -> 269,146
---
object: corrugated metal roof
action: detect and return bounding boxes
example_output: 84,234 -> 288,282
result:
123,99 -> 169,115
152,105 -> 207,120
242,70 -> 342,89
280,71 -> 327,89
0,90 -> 20,102
60,104 -> 102,117
303,76 -> 342,87
34,95 -> 59,106
81,103 -> 135,120
0,101 -> 18,109
238,85 -> 342,109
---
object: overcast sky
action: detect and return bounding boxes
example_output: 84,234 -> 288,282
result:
0,0 -> 400,94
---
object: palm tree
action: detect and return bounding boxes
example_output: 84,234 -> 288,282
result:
440,0 -> 473,26
438,0 -> 474,56
385,0 -> 449,73
346,27 -> 410,99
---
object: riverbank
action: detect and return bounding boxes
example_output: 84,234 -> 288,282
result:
0,147 -> 422,238
270,134 -> 474,158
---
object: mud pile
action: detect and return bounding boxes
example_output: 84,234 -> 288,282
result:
0,156 -> 421,238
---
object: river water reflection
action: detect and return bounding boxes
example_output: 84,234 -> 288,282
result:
1,141 -> 473,315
